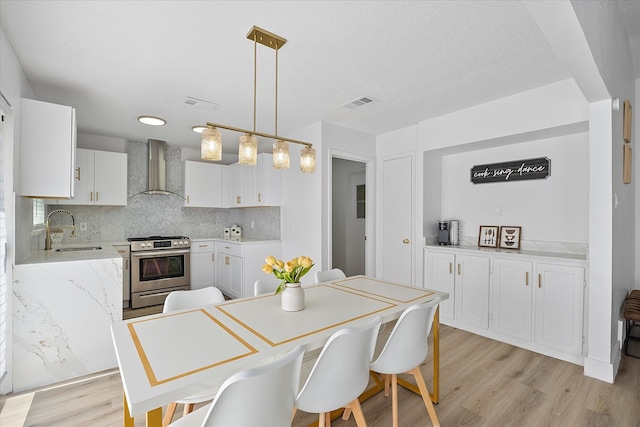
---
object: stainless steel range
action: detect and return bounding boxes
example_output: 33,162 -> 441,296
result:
128,236 -> 191,309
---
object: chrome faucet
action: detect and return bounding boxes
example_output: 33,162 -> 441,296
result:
45,209 -> 76,250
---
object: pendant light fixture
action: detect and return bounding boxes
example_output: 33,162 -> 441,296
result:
201,126 -> 222,161
200,26 -> 315,172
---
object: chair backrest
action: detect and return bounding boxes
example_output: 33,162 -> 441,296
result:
201,345 -> 305,427
254,277 -> 282,296
296,316 -> 382,414
370,300 -> 439,374
314,268 -> 346,283
163,287 -> 225,313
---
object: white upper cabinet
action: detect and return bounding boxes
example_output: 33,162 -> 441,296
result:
183,161 -> 227,208
19,98 -> 77,198
228,154 -> 281,208
253,153 -> 281,206
57,149 -> 127,206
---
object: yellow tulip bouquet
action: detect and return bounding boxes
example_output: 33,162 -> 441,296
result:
262,255 -> 314,294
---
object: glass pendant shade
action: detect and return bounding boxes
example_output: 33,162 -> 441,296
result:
201,127 -> 222,161
300,145 -> 316,173
272,140 -> 290,169
238,133 -> 258,165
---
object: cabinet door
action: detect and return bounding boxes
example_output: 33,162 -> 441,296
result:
455,254 -> 490,329
254,153 -> 281,206
114,244 -> 131,308
424,251 -> 455,320
228,163 -> 243,207
57,148 -> 93,205
94,150 -> 127,205
492,258 -> 533,340
534,263 -> 584,355
19,98 -> 77,198
184,161 -> 224,207
228,255 -> 243,298
190,251 -> 215,290
216,254 -> 231,295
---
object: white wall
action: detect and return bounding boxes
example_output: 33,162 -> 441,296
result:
280,122 -> 322,285
440,133 -> 589,245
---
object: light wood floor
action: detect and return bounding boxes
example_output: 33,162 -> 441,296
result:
2,325 -> 639,426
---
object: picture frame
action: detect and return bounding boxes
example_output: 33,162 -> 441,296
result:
478,225 -> 499,248
499,226 -> 522,250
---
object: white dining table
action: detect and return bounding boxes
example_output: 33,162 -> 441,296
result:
111,275 -> 449,427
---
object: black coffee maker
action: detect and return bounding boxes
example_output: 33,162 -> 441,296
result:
438,221 -> 450,245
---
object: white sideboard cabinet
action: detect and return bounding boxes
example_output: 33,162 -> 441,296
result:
424,246 -> 587,364
20,98 -> 77,198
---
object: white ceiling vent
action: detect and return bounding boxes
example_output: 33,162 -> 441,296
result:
184,96 -> 219,110
342,95 -> 376,109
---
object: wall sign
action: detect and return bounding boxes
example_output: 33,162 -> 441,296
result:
471,157 -> 550,184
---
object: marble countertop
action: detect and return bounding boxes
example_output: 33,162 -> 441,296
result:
18,242 -> 121,265
424,243 -> 587,261
190,237 -> 281,244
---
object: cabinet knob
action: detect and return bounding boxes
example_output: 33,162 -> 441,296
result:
403,239 -> 410,244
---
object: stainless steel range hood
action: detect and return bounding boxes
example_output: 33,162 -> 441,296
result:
141,139 -> 184,198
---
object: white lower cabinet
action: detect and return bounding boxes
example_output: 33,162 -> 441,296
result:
215,240 -> 281,299
190,240 -> 216,290
534,263 -> 585,355
455,254 -> 491,329
492,258 -> 533,341
424,247 -> 587,364
113,244 -> 131,308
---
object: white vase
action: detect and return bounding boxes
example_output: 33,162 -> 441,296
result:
281,283 -> 305,312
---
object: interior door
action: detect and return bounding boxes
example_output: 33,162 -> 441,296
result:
382,155 -> 413,285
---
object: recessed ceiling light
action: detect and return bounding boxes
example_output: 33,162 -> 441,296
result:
138,115 -> 166,126
192,125 -> 207,134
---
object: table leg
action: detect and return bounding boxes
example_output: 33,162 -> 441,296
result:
147,407 -> 163,426
432,305 -> 440,404
124,393 -> 134,427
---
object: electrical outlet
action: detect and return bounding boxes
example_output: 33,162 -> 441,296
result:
79,222 -> 88,231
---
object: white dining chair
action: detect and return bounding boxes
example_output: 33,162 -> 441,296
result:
368,301 -> 441,427
254,277 -> 281,296
294,316 -> 382,427
314,268 -> 346,283
162,287 -> 226,426
169,345 -> 305,427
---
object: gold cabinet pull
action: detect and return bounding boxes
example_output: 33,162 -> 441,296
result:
538,273 -> 542,288
90,192 -> 93,202
457,264 -> 461,275
225,256 -> 230,265
526,272 -> 529,286
75,167 -> 81,181
96,192 -> 99,202
187,195 -> 190,204
403,239 -> 410,244
125,259 -> 129,269
237,196 -> 241,204
258,193 -> 261,202
211,253 -> 215,262
449,262 -> 452,274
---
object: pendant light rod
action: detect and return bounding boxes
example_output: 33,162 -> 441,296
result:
253,31 -> 257,133
205,122 -> 312,147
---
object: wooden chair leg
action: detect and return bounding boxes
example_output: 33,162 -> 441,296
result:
384,373 -> 390,397
326,412 -> 331,426
391,373 -> 399,427
182,403 -> 195,416
346,398 -> 368,427
411,367 -> 440,427
319,412 -> 326,427
342,407 -> 352,420
163,401 -> 177,427
292,406 -> 297,423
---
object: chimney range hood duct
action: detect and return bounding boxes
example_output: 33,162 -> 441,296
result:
141,139 -> 184,198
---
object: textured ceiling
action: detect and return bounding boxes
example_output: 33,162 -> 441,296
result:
0,1 -> 629,157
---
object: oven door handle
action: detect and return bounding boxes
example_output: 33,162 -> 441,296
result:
131,249 -> 190,258
139,291 -> 175,299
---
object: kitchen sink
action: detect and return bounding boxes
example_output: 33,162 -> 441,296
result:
55,246 -> 103,252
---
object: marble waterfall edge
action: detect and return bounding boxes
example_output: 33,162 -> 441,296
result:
13,257 -> 122,392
